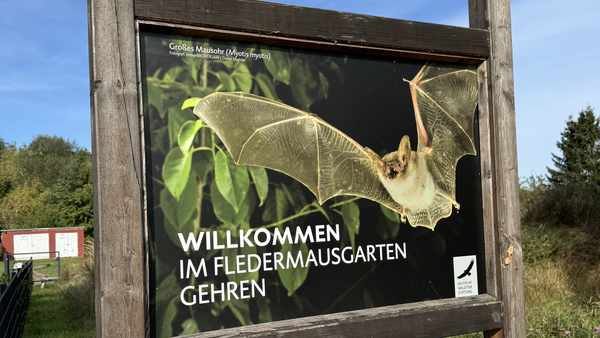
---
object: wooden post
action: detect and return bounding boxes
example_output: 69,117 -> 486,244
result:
469,0 -> 527,337
88,0 -> 147,337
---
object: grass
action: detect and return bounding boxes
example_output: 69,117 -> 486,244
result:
22,283 -> 95,338
522,222 -> 600,337
21,241 -> 96,338
30,257 -> 82,279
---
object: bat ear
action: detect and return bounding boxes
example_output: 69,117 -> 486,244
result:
398,135 -> 411,165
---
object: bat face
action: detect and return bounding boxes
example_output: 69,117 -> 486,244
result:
379,148 -> 435,211
382,153 -> 405,180
382,135 -> 412,181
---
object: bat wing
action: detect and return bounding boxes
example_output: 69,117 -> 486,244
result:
194,92 -> 406,217
406,62 -> 478,228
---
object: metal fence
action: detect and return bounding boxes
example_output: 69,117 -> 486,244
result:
4,252 -> 61,282
0,259 -> 33,338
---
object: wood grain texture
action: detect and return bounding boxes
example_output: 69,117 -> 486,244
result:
476,61 -> 499,300
88,0 -> 147,337
134,0 -> 490,58
180,295 -> 502,338
469,0 -> 526,337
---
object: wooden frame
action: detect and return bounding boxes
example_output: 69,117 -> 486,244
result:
88,0 -> 525,337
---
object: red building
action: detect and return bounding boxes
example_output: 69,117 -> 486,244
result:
0,227 -> 85,260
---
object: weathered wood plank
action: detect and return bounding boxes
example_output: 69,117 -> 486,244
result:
88,0 -> 147,337
180,295 -> 502,338
476,61 -> 499,300
469,0 -> 526,337
134,0 -> 490,58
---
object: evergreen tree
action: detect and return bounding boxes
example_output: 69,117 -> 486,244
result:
547,106 -> 600,187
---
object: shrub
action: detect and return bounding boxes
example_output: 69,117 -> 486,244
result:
59,240 -> 95,321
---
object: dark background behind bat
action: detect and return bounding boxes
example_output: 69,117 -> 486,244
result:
141,31 -> 486,333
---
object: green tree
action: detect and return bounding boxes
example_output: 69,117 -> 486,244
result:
0,179 -> 58,230
547,106 -> 600,187
0,136 -> 93,232
50,149 -> 93,236
0,141 -> 18,198
18,135 -> 79,188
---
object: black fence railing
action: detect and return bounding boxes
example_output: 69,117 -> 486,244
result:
0,259 -> 33,338
3,252 -> 61,281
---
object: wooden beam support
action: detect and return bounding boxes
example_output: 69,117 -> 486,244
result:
469,0 -> 526,337
185,295 -> 502,338
88,0 -> 147,337
135,0 -> 490,58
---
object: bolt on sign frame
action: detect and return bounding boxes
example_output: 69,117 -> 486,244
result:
88,0 -> 525,337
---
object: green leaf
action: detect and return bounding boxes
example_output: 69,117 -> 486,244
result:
247,166 -> 269,206
278,241 -> 310,296
191,150 -> 213,185
163,147 -> 192,200
160,188 -> 196,247
290,57 -> 319,111
226,299 -> 253,326
167,106 -> 195,148
155,275 -> 179,338
262,185 -> 289,223
380,204 -> 400,223
178,175 -> 199,226
254,73 -> 278,100
181,97 -> 202,110
183,56 -> 204,85
318,71 -> 329,99
180,319 -> 199,335
177,120 -> 202,154
342,201 -> 360,252
257,296 -> 273,323
160,176 -> 197,230
147,82 -> 165,117
311,200 -> 331,223
163,66 -> 183,83
216,71 -> 236,92
210,180 -> 251,226
276,186 -> 289,220
280,181 -> 309,214
262,48 -> 290,85
152,125 -> 170,155
232,63 -> 253,93
214,150 -> 249,213
327,60 -> 344,83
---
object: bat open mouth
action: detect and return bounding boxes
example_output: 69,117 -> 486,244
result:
386,166 -> 399,179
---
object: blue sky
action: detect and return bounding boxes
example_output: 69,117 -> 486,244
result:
0,0 -> 598,178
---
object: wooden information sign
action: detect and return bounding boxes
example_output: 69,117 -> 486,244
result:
88,0 -> 525,337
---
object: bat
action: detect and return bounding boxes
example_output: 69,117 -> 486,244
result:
457,259 -> 475,279
193,62 -> 478,229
